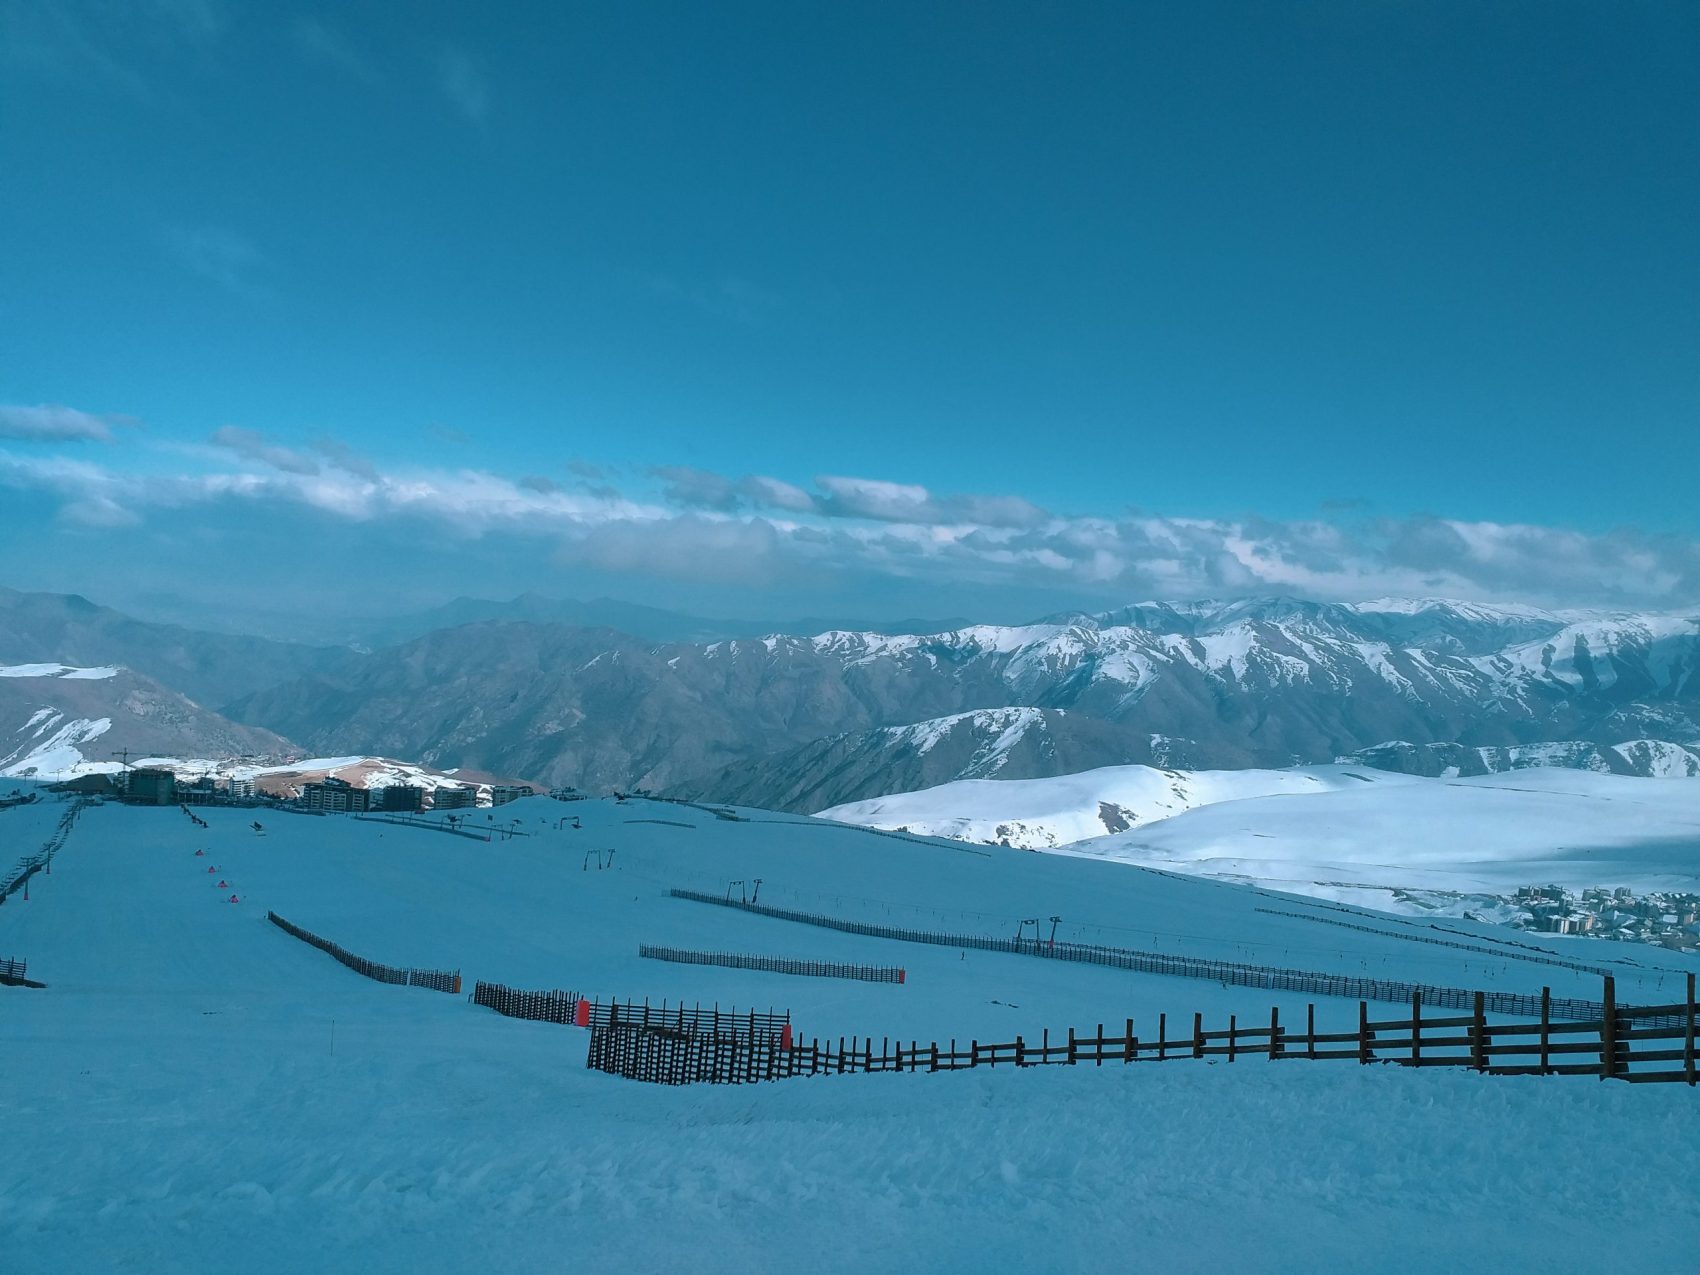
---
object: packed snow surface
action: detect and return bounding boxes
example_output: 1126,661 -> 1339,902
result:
818,763 -> 1414,847
1062,768 -> 1700,904
2,792 -> 1696,1272
820,763 -> 1700,910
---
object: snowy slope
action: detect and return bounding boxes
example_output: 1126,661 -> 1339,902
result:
817,763 -> 1417,847
1,791 -> 1696,1272
1061,768 -> 1700,905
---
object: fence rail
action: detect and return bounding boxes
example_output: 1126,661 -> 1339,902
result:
638,944 -> 905,984
471,979 -> 791,1039
668,887 -> 1679,1025
1,800 -> 87,905
352,813 -> 494,841
1251,907 -> 1615,979
588,975 -> 1700,1088
1,956 -> 25,979
266,912 -> 460,993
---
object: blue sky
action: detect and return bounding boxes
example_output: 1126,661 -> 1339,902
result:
2,1 -> 1697,633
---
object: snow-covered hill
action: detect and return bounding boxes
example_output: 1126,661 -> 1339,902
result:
817,761 -> 1700,921
817,763 -> 1413,847
1,791 -> 1695,1271
1062,768 -> 1700,909
0,662 -> 294,779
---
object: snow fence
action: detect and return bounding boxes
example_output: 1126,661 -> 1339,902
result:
668,887 -> 1648,1024
588,974 -> 1700,1087
266,911 -> 461,993
638,944 -> 905,983
472,980 -> 792,1038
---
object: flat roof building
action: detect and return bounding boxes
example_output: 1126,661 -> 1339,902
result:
302,776 -> 370,813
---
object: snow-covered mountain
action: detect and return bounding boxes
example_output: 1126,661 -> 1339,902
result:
1345,738 -> 1700,778
217,595 -> 1700,805
0,662 -> 294,779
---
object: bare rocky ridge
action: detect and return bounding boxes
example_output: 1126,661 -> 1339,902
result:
218,597 -> 1700,809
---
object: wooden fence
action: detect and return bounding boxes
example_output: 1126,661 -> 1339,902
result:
589,1021 -> 790,1084
471,979 -> 792,1039
1251,906 -> 1615,979
587,974 -> 1699,1088
638,944 -> 905,983
266,911 -> 461,993
668,887 -> 1665,1024
1,956 -> 25,979
352,813 -> 493,841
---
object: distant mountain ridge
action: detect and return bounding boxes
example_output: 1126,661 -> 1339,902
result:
214,594 -> 1700,807
0,586 -> 351,706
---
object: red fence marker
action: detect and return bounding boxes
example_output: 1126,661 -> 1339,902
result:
898,968 -> 906,984
574,997 -> 590,1027
228,894 -> 240,903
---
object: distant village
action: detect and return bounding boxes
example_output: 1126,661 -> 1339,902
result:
63,768 -> 535,813
1509,883 -> 1700,952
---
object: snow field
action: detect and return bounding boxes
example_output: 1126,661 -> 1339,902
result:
3,791 -> 1698,1272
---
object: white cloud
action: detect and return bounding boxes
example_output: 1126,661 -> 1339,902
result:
4,438 -> 1698,611
209,426 -> 319,475
0,403 -> 134,443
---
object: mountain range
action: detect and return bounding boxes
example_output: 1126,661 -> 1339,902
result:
4,586 -> 1700,806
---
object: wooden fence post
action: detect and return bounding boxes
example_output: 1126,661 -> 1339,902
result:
1686,973 -> 1696,1087
1269,1006 -> 1279,1061
1228,1014 -> 1237,1062
1306,1004 -> 1315,1060
1471,991 -> 1486,1072
1411,990 -> 1422,1067
1600,976 -> 1618,1080
1124,1017 -> 1134,1064
1357,1001 -> 1370,1065
1540,986 -> 1551,1075
1193,1012 -> 1203,1060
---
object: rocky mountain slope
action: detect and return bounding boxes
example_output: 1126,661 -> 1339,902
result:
220,596 -> 1700,804
0,662 -> 296,778
0,587 -> 352,706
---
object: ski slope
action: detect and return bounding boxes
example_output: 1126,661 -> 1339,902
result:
817,762 -> 1419,847
1064,768 -> 1700,904
819,764 -> 1700,911
2,790 -> 1697,1272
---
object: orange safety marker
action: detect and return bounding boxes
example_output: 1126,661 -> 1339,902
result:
574,998 -> 590,1027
